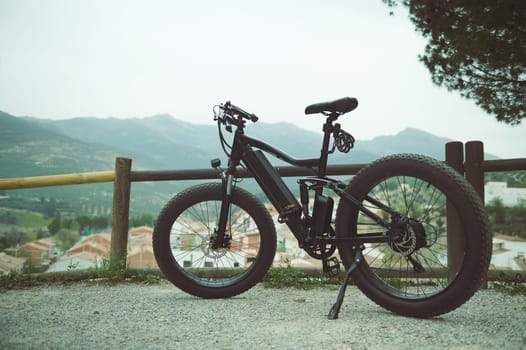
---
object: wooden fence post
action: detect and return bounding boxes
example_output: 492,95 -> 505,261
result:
464,141 -> 488,288
110,157 -> 132,269
464,141 -> 485,202
445,142 -> 464,174
445,142 -> 465,282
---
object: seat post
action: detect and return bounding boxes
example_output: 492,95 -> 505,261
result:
318,113 -> 338,177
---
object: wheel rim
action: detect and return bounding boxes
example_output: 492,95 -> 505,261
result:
354,175 -> 465,299
168,199 -> 263,287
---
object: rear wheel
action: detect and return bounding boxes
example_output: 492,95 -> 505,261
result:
153,183 -> 276,298
335,154 -> 492,318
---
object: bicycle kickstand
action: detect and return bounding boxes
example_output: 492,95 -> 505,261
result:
328,247 -> 364,320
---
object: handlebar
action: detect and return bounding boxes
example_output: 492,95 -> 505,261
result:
216,101 -> 258,124
226,101 -> 259,122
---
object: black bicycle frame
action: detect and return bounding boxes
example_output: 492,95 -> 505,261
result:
215,115 -> 392,249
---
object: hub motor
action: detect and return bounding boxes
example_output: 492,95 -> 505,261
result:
388,218 -> 427,256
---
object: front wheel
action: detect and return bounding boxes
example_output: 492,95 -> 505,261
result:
335,154 -> 492,318
153,183 -> 277,298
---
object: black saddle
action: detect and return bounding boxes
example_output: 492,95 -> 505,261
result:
305,97 -> 358,115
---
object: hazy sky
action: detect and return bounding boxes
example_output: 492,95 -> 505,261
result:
1,0 -> 525,158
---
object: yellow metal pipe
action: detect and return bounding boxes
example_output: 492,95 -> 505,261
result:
0,171 -> 116,190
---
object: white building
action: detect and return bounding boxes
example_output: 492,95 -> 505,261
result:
47,252 -> 104,272
491,238 -> 526,270
485,182 -> 526,206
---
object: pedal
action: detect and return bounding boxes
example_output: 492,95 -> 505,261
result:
322,257 -> 340,278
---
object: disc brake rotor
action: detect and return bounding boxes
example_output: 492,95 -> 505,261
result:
388,218 -> 426,256
202,237 -> 228,259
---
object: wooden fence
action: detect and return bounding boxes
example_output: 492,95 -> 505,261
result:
1,141 -> 526,281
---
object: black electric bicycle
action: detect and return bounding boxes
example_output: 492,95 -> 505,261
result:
153,97 -> 492,319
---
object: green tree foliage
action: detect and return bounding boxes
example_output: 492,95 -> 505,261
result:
40,198 -> 58,218
0,228 -> 28,250
486,170 -> 526,188
0,212 -> 17,225
130,213 -> 154,227
0,195 -> 58,218
76,216 -> 91,233
55,228 -> 81,251
486,199 -> 526,239
47,214 -> 61,235
383,0 -> 526,125
61,217 -> 75,230
487,198 -> 507,224
90,216 -> 109,229
36,228 -> 50,240
75,215 -> 110,234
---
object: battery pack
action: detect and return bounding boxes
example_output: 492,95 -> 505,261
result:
242,149 -> 300,213
310,194 -> 334,237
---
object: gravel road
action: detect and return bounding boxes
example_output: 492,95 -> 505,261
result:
1,281 -> 525,350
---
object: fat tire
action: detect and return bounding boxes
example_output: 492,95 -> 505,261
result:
153,183 -> 276,298
335,154 -> 492,318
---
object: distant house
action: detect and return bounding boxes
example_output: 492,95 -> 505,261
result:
46,233 -> 111,272
0,252 -> 27,275
20,242 -> 46,266
491,237 -> 526,270
130,226 -> 153,237
127,227 -> 157,268
128,245 -> 158,269
68,233 -> 111,258
129,233 -> 151,248
47,228 -> 161,271
47,252 -> 103,272
20,238 -> 57,266
83,233 -> 111,247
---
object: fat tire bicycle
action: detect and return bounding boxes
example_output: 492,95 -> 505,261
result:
153,97 -> 492,319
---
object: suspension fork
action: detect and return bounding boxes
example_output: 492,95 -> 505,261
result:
212,172 -> 234,250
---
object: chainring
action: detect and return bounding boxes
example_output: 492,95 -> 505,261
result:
305,239 -> 337,259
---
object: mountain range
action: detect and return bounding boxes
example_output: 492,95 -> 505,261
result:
0,110 -> 495,215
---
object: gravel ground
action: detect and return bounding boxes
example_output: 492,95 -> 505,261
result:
1,281 -> 525,350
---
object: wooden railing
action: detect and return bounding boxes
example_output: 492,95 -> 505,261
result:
1,141 -> 525,281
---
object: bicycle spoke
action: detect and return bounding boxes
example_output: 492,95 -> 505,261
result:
353,174 -> 457,299
167,199 -> 264,286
